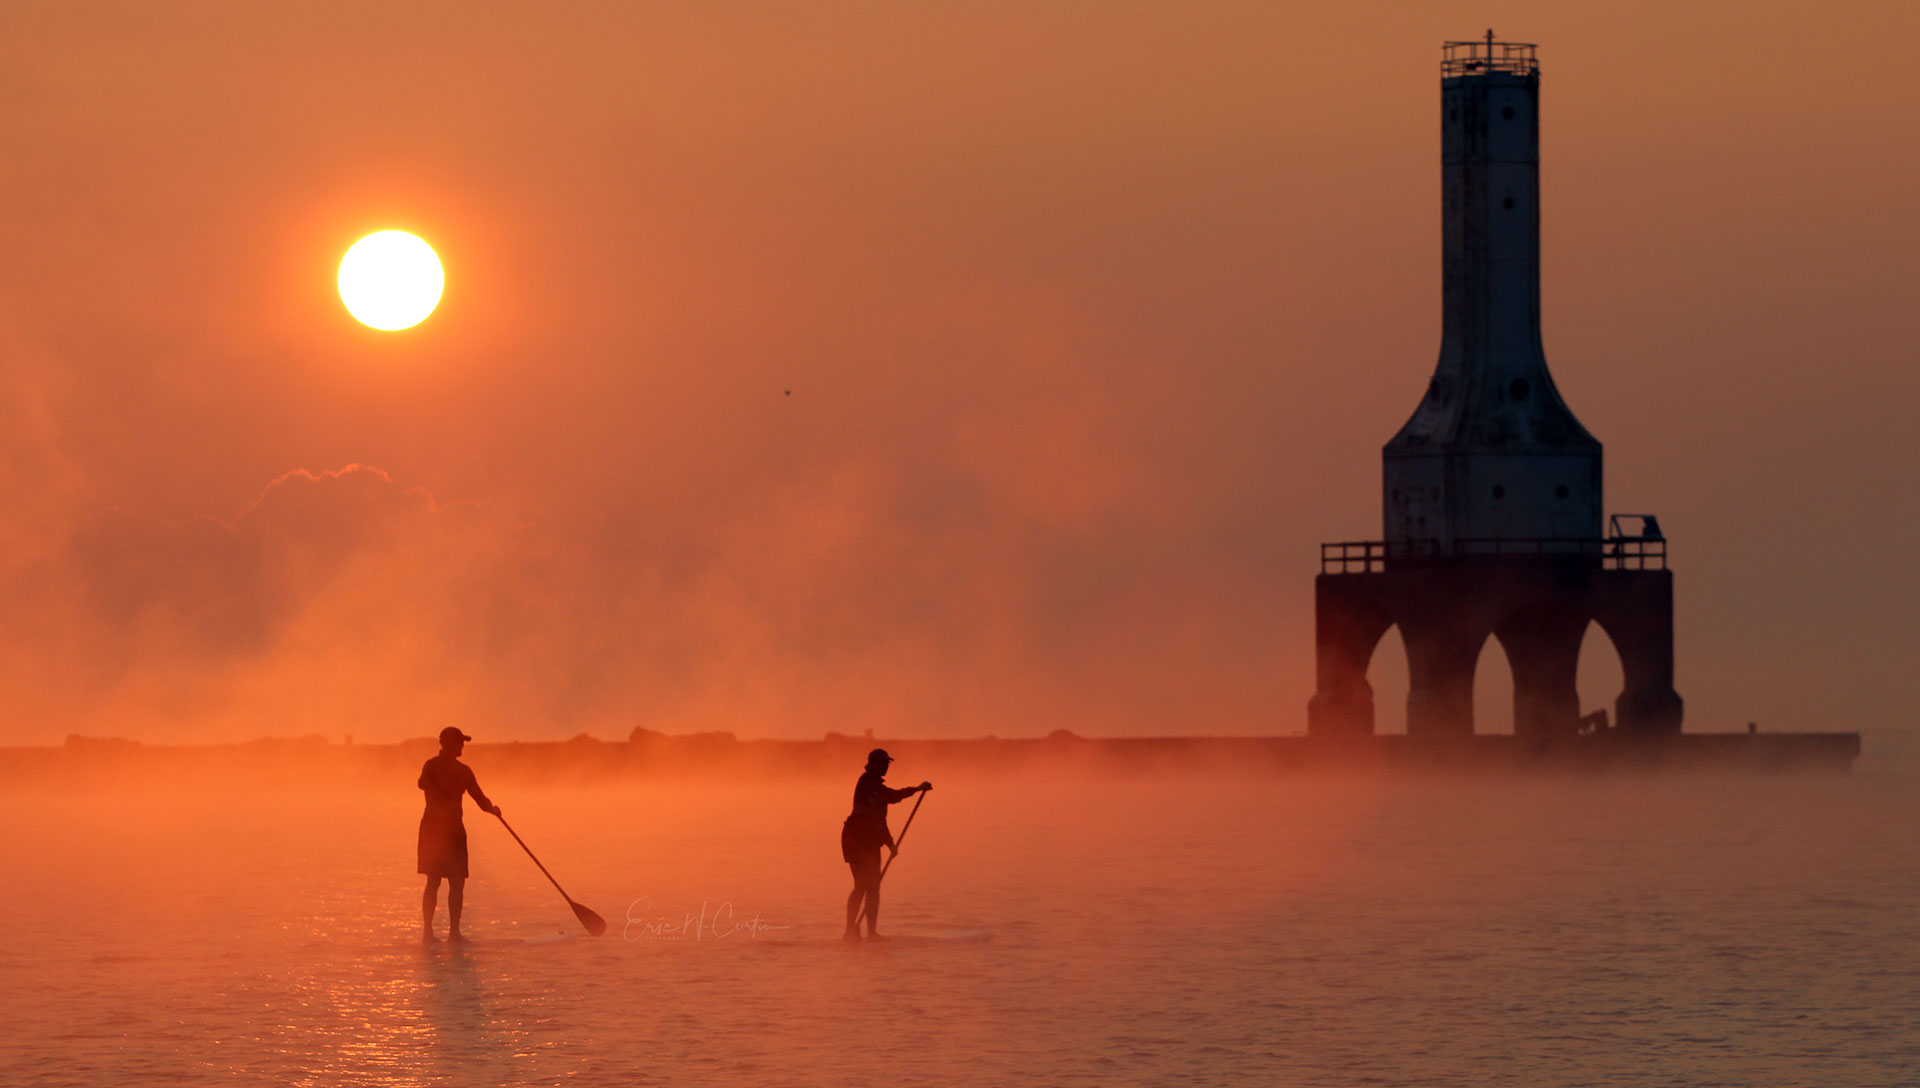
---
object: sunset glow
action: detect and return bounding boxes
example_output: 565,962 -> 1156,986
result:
337,230 -> 444,330
4,6 -> 1919,1084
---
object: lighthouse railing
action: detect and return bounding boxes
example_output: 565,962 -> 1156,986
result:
1320,536 -> 1666,573
1440,38 -> 1538,78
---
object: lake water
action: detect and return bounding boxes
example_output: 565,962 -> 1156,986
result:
2,769 -> 1915,1086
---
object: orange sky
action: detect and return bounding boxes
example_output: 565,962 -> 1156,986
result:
0,2 -> 1916,748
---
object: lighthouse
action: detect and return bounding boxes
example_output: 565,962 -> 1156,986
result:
1308,36 -> 1683,741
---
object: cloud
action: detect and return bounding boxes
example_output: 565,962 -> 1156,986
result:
0,460 -> 525,738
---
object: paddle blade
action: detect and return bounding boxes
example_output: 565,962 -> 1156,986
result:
571,900 -> 608,937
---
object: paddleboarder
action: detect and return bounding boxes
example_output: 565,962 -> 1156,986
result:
418,726 -> 500,944
842,748 -> 930,942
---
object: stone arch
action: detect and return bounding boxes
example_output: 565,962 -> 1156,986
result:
1306,583 -> 1396,737
1589,572 -> 1684,733
1473,629 -> 1517,734
1368,624 -> 1411,734
1493,602 -> 1590,740
1576,620 -> 1625,727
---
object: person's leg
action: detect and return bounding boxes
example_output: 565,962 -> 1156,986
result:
844,881 -> 864,940
864,885 -> 883,939
422,876 -> 442,942
845,858 -> 878,940
448,877 -> 466,941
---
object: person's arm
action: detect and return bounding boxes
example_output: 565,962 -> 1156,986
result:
466,767 -> 500,816
885,781 -> 931,803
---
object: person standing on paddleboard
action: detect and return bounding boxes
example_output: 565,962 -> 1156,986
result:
842,748 -> 930,942
418,726 -> 500,944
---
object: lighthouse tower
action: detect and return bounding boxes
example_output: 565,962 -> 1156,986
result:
1308,36 -> 1683,741
1385,35 -> 1600,553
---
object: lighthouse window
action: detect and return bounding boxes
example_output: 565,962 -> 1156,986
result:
1492,485 -> 1506,499
1502,106 -> 1515,120
1503,197 -> 1516,210
1555,484 -> 1570,499
1509,378 -> 1529,399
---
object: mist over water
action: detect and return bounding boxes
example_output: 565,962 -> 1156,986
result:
3,767 -> 1913,1086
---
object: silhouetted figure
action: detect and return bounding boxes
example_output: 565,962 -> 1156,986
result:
418,727 -> 499,944
841,748 -> 929,942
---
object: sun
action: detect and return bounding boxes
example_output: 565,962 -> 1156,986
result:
338,230 -> 445,331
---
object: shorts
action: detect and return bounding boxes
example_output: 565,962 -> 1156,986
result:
841,819 -> 882,879
418,814 -> 469,879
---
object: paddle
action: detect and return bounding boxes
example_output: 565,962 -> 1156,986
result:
857,788 -> 928,929
879,788 -> 927,882
494,811 -> 607,936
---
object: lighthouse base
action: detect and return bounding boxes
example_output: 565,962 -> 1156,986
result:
1309,557 -> 1683,739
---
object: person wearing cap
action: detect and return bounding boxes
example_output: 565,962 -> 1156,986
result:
418,726 -> 500,944
841,748 -> 930,941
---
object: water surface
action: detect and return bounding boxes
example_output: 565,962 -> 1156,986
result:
2,771 -> 1913,1086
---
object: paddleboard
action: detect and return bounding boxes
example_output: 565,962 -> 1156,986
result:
862,928 -> 994,946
